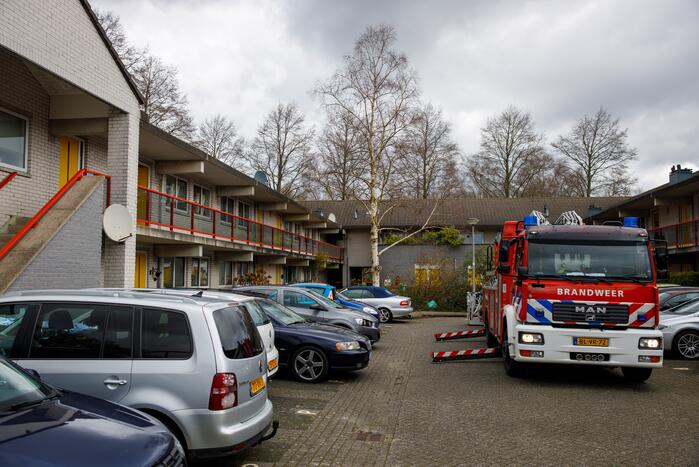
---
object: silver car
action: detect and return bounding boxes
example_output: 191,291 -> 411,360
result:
659,298 -> 699,360
0,289 -> 277,460
340,286 -> 413,323
236,286 -> 381,343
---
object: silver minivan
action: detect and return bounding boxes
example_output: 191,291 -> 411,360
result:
0,290 -> 277,460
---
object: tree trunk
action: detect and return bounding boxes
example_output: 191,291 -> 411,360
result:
369,197 -> 381,286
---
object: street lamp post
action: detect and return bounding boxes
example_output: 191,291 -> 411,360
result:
466,217 -> 480,324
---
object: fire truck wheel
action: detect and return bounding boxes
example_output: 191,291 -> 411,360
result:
502,326 -> 526,378
487,330 -> 498,348
621,367 -> 653,383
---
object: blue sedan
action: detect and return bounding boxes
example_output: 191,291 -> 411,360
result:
0,357 -> 183,466
256,298 -> 371,383
292,283 -> 381,320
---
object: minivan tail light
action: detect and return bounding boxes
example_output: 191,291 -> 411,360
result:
209,373 -> 238,411
400,300 -> 410,307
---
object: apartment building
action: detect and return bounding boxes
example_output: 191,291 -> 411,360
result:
588,165 -> 699,272
0,0 -> 342,292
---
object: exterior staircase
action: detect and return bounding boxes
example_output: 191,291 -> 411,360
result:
0,216 -> 32,250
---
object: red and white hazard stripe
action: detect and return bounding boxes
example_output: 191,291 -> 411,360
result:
434,329 -> 485,340
432,347 -> 497,360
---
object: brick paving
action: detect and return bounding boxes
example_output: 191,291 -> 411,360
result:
204,317 -> 699,466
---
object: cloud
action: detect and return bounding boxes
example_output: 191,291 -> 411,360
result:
93,0 -> 699,190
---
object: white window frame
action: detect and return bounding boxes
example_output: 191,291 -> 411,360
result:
220,196 -> 235,225
0,107 -> 29,172
191,257 -> 210,288
237,200 -> 252,228
164,175 -> 189,213
161,256 -> 186,288
193,184 -> 212,219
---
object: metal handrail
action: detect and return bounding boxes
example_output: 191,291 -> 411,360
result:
137,185 -> 343,260
0,169 -> 111,260
0,171 -> 17,190
647,218 -> 699,249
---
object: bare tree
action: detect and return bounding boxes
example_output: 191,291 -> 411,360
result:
312,109 -> 363,200
466,106 -> 548,198
315,24 -> 424,286
94,9 -> 143,73
396,104 -> 463,198
244,103 -> 315,197
96,9 -> 196,141
196,114 -> 244,165
552,107 -> 637,196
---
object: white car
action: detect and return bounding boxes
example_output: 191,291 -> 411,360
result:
340,286 -> 413,323
659,298 -> 699,360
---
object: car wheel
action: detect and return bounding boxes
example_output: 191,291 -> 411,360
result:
291,346 -> 329,383
502,325 -> 525,378
674,330 -> 699,360
378,308 -> 392,323
621,367 -> 653,382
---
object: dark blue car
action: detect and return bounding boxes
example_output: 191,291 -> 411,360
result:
291,283 -> 381,320
0,357 -> 184,466
255,298 -> 371,383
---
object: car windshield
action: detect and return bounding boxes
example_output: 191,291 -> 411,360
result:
527,240 -> 653,281
258,299 -> 306,325
307,290 -> 344,308
336,291 -> 351,300
0,359 -> 52,413
665,299 -> 699,316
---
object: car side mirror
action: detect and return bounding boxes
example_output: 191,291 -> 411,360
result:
516,266 -> 528,285
24,368 -> 41,380
310,303 -> 326,311
652,239 -> 669,281
497,263 -> 510,274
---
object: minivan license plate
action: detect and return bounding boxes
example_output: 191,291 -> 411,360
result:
250,376 -> 265,397
574,337 -> 609,347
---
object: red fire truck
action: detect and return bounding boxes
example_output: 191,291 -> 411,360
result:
482,212 -> 667,382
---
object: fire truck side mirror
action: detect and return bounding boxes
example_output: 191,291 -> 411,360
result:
517,266 -> 528,278
652,239 -> 669,280
497,263 -> 511,274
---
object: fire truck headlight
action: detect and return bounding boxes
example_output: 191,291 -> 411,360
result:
639,337 -> 662,349
519,332 -> 544,345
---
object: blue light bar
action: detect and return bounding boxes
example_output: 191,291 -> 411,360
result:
623,217 -> 639,228
524,215 -> 538,227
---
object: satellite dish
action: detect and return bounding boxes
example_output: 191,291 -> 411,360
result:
328,213 -> 336,223
103,204 -> 134,242
254,170 -> 270,186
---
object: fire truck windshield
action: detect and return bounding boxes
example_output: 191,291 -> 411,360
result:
527,240 -> 652,281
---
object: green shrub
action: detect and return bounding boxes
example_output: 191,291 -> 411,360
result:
666,272 -> 699,286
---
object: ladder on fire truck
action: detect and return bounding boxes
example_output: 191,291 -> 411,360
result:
430,210 -> 584,363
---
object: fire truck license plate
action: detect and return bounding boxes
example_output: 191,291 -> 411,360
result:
574,337 -> 609,347
250,376 -> 266,397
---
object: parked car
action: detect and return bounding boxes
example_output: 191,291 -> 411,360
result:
659,287 -> 699,311
122,288 -> 280,377
0,356 -> 185,466
254,297 -> 371,382
659,297 -> 699,360
291,283 -> 381,320
235,286 -> 380,343
0,290 -> 277,460
340,286 -> 413,323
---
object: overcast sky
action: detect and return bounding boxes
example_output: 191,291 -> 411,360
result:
93,0 -> 698,191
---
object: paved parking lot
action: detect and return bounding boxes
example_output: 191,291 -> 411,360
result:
206,317 -> 699,466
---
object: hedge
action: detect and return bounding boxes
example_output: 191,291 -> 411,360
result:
666,272 -> 699,287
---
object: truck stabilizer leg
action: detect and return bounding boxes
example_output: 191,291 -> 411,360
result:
431,347 -> 501,363
434,328 -> 486,341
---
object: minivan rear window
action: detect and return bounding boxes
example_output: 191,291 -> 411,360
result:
212,306 -> 263,359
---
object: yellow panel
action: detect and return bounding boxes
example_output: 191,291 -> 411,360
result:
138,165 -> 150,187
58,137 -> 81,188
275,265 -> 281,285
134,252 -> 147,288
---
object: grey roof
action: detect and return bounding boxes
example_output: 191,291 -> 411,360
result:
300,197 -> 625,229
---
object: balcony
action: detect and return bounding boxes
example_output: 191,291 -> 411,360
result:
648,218 -> 699,250
137,186 -> 343,260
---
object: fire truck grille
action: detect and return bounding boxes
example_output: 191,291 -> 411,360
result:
551,303 -> 629,324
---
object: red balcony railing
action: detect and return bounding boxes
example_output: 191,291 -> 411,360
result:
137,186 -> 343,260
648,218 -> 699,250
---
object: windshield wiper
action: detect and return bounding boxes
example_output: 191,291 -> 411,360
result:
6,391 -> 60,412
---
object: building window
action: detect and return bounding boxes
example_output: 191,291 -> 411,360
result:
191,257 -> 209,287
0,108 -> 28,171
219,261 -> 250,286
161,257 -> 185,288
164,175 -> 188,212
238,201 -> 251,227
220,196 -> 235,224
415,264 -> 441,286
193,185 -> 211,218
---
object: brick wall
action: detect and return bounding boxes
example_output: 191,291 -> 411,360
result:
7,184 -> 105,291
